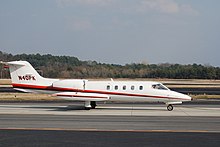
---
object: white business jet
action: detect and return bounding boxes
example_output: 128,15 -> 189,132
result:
1,61 -> 191,111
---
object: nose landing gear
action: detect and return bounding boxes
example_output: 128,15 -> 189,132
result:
166,102 -> 182,111
167,104 -> 173,111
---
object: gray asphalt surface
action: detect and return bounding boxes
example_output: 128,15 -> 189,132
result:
0,114 -> 220,131
0,129 -> 220,147
0,102 -> 220,146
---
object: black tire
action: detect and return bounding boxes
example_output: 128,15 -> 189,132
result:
167,104 -> 173,111
90,101 -> 97,109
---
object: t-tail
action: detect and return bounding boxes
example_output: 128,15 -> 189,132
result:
1,61 -> 58,93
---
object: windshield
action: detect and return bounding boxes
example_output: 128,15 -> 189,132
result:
152,84 -> 169,90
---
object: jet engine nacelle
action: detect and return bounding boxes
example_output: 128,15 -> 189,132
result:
52,79 -> 87,89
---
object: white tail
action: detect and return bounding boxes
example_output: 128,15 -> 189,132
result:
6,61 -> 57,86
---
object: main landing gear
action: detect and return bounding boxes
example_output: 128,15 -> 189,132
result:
167,104 -> 173,111
84,101 -> 97,110
90,101 -> 97,109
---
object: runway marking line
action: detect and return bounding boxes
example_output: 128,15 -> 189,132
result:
0,128 -> 219,133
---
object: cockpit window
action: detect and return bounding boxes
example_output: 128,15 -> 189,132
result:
152,84 -> 169,90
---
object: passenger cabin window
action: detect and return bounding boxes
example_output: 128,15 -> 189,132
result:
123,85 -> 126,90
115,85 -> 118,90
107,85 -> 111,90
152,84 -> 168,90
131,85 -> 135,90
139,86 -> 143,90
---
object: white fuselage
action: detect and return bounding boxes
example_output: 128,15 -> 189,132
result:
13,79 -> 191,103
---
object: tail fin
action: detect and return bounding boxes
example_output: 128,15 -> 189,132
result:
4,61 -> 53,86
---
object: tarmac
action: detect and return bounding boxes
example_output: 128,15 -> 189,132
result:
0,102 -> 219,117
0,102 -> 220,146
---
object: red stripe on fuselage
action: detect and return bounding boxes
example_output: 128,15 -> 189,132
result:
12,83 -> 189,101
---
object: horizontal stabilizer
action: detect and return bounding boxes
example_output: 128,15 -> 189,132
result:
1,61 -> 26,66
52,92 -> 109,101
0,61 -> 7,65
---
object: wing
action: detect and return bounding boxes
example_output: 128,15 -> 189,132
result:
52,92 -> 109,101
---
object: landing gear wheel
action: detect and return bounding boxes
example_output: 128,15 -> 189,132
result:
167,104 -> 173,111
90,101 -> 97,109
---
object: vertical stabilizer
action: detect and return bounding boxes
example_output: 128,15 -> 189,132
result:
6,61 -> 57,86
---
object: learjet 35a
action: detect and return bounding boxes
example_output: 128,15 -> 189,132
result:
1,61 -> 191,111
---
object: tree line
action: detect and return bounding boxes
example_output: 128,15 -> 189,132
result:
1,51 -> 220,79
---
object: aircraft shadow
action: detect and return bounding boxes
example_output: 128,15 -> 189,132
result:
96,107 -> 164,111
3,104 -> 168,111
23,105 -> 86,111
18,105 -> 166,111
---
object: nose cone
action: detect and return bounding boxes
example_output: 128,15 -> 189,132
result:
182,94 -> 192,101
171,91 -> 192,102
